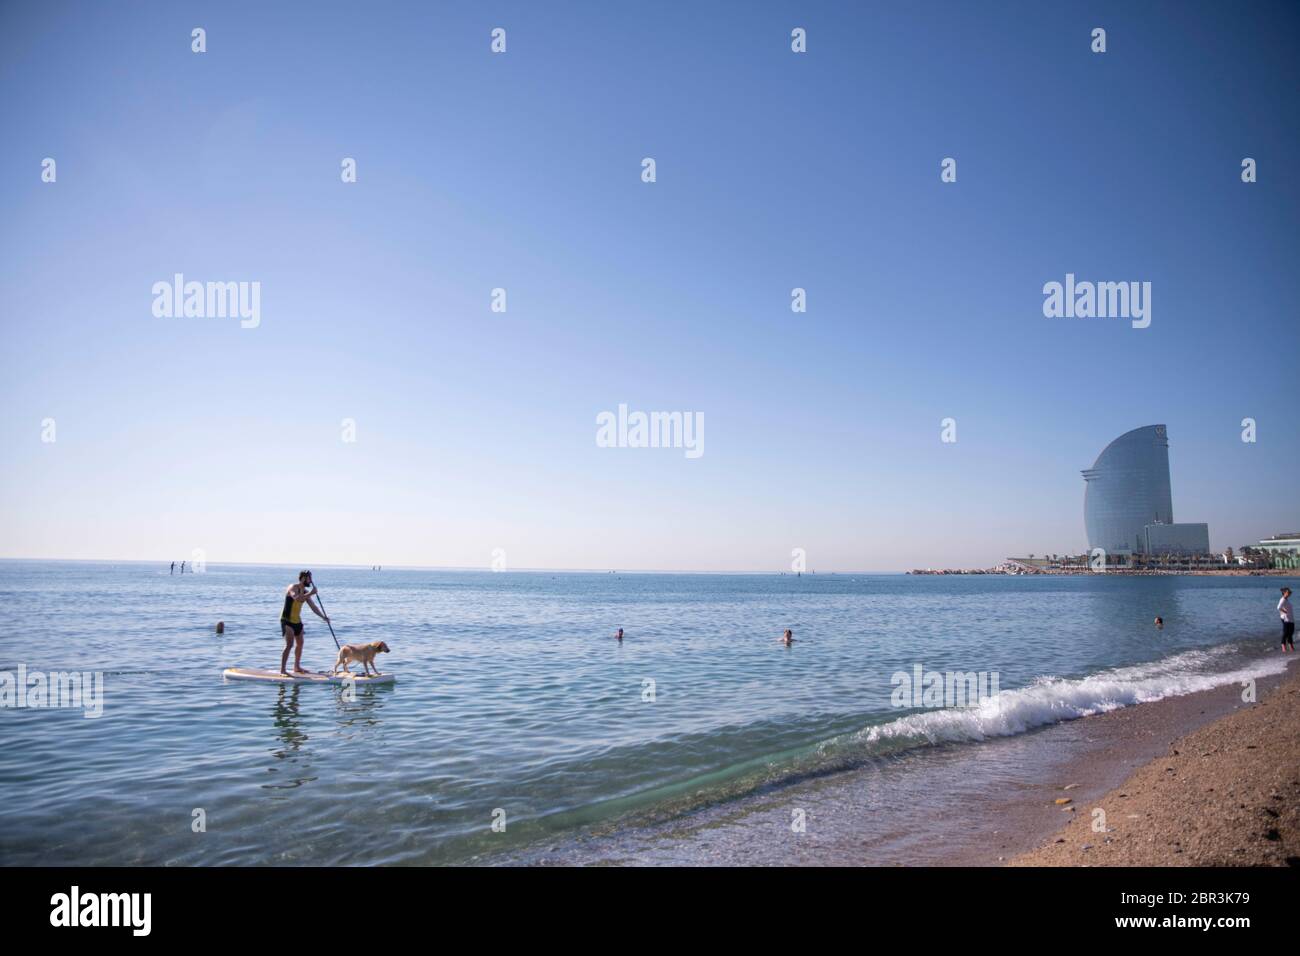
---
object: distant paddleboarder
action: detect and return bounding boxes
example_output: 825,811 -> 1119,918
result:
280,570 -> 329,675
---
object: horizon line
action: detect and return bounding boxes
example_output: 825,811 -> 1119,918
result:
0,556 -> 913,576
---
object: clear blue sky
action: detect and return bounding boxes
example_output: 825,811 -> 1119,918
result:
1,1 -> 1297,571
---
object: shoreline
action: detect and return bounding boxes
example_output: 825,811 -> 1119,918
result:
500,645 -> 1296,867
870,651 -> 1300,866
1009,656 -> 1299,866
909,568 -> 1290,576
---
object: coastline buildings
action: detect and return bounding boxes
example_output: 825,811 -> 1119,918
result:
1144,521 -> 1211,556
1081,424 -> 1210,564
955,426 -> 1291,576
1256,533 -> 1300,570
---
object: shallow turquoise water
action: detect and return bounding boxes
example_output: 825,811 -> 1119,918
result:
0,560 -> 1289,865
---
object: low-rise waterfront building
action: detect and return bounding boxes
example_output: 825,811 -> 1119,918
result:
1257,533 -> 1300,570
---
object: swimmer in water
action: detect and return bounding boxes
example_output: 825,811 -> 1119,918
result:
615,628 -> 624,641
782,629 -> 795,646
1154,616 -> 1163,630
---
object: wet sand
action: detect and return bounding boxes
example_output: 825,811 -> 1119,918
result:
900,654 -> 1299,866
1011,656 -> 1299,866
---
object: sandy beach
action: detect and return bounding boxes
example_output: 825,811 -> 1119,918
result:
1012,656 -> 1299,866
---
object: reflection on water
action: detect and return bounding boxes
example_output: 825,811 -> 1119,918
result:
264,684 -> 314,789
331,683 -> 392,730
261,682 -> 392,790
271,685 -> 308,755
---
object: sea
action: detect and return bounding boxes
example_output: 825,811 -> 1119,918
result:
0,560 -> 1290,866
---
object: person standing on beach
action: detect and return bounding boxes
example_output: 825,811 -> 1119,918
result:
280,570 -> 329,675
1280,587 -> 1295,652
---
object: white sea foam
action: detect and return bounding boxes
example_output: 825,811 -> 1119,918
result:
854,645 -> 1290,749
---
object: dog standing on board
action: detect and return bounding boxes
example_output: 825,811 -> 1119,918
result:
332,641 -> 391,677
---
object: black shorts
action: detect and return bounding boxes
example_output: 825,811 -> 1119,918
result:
1284,621 -> 1295,644
281,619 -> 303,637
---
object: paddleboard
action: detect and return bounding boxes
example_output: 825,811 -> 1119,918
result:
223,667 -> 396,685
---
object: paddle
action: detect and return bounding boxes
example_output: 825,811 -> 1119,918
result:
313,587 -> 342,650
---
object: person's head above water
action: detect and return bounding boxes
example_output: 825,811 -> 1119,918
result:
616,628 -> 623,638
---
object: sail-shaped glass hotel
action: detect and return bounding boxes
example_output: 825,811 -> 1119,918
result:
1082,424 -> 1208,557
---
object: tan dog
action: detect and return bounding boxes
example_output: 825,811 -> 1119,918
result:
332,641 -> 391,677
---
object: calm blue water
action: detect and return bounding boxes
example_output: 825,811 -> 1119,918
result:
0,561 -> 1290,865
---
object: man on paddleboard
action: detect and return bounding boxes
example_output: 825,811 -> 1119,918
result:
280,570 -> 329,675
